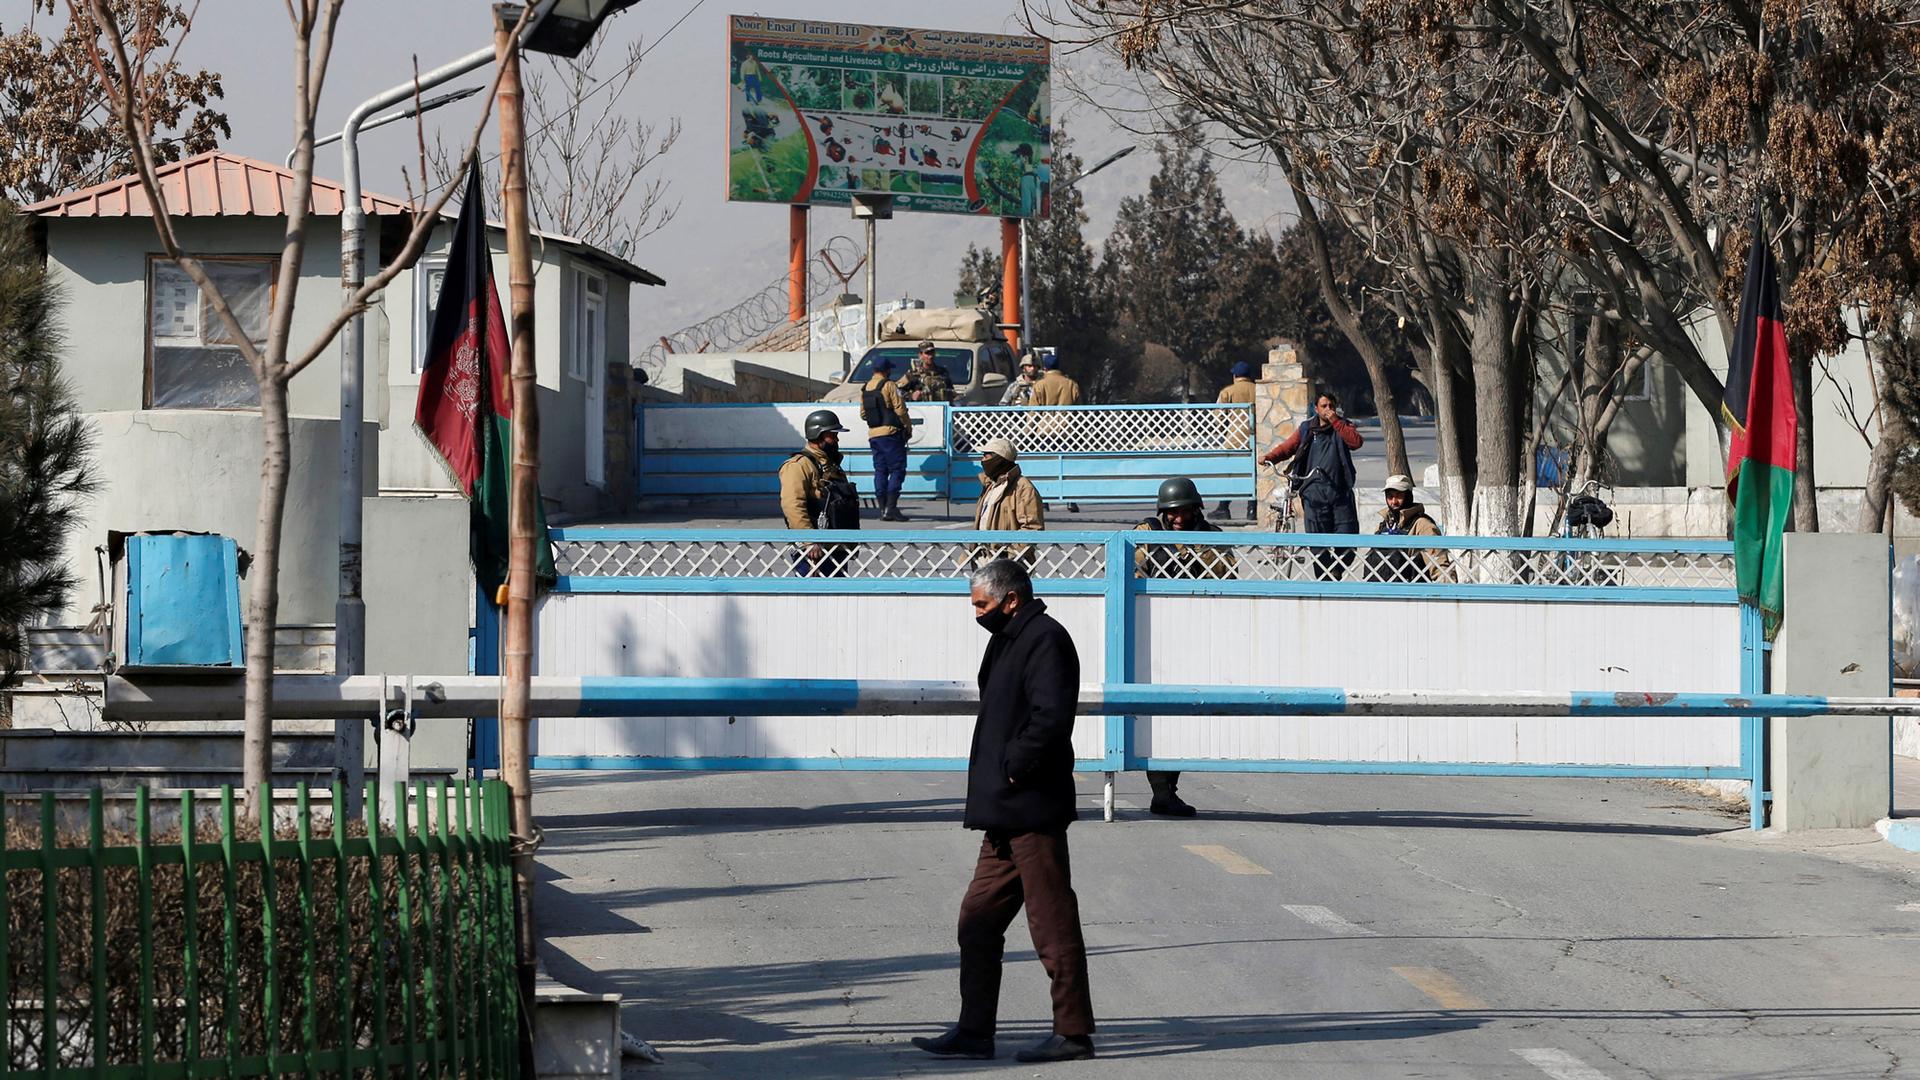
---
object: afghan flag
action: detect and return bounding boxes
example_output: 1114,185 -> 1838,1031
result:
415,160 -> 554,604
1722,220 -> 1796,639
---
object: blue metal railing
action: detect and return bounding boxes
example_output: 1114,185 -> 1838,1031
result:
633,402 -> 1260,504
517,528 -> 1759,815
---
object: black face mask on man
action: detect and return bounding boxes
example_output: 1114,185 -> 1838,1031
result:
975,602 -> 1014,634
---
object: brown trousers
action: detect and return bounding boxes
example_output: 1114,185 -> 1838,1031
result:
956,829 -> 1095,1037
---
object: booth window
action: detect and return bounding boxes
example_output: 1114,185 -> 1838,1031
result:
147,257 -> 275,409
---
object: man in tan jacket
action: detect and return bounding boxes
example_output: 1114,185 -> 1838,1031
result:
1214,360 -> 1257,515
971,437 -> 1045,566
1029,352 -> 1082,406
778,410 -> 858,575
1364,474 -> 1453,583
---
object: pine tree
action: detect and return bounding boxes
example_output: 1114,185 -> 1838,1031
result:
1104,109 -> 1275,400
1024,127 -> 1124,399
0,203 -> 96,680
954,243 -> 1001,310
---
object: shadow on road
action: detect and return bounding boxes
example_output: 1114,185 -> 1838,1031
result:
1192,807 -> 1730,837
537,796 -> 967,838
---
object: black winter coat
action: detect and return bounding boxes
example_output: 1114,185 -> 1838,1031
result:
964,598 -> 1081,832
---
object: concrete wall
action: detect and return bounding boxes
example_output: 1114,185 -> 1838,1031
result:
44,216 -> 371,419
1533,348 -> 1687,487
376,220 -> 633,517
1769,533 -> 1893,829
1672,313 -> 1881,491
364,496 -> 471,771
63,411 -> 377,625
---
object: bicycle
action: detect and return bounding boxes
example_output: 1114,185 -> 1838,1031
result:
1262,464 -> 1325,579
1553,478 -> 1619,586
1264,464 -> 1324,533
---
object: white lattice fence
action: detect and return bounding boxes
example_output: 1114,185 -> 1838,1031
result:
1130,538 -> 1735,587
949,405 -> 1253,455
555,535 -> 1110,579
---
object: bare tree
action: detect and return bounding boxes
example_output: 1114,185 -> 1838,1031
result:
1044,0 -> 1920,534
0,0 -> 227,204
71,0 -> 515,817
431,34 -> 678,256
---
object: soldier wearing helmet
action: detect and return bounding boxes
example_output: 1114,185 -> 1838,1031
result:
1128,476 -> 1233,817
780,410 -> 859,575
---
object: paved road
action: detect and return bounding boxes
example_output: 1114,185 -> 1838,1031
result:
532,769 -> 1920,1078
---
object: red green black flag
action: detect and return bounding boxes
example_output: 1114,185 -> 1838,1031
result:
1722,221 -> 1796,639
414,160 -> 554,603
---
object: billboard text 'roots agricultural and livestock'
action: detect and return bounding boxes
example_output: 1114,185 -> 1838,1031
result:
728,16 -> 1052,218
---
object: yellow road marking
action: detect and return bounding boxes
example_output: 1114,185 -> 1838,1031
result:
1183,844 -> 1272,876
1391,966 -> 1488,1010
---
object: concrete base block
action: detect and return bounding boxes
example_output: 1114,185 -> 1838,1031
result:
532,976 -> 624,1079
1769,533 -> 1893,831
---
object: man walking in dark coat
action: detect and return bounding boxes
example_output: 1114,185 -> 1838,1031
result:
912,559 -> 1096,1063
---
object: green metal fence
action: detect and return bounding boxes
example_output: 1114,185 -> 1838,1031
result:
2,781 -> 521,1078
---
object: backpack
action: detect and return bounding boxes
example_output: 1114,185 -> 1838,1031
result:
785,453 -> 861,530
819,478 -> 861,530
860,381 -> 891,429
1567,492 -> 1614,530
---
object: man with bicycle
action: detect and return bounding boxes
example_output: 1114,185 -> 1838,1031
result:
1261,391 -> 1364,580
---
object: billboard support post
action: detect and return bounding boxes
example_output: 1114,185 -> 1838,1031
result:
1001,217 -> 1022,352
866,216 -> 877,344
854,194 -> 892,345
1019,217 -> 1032,352
788,204 -> 808,323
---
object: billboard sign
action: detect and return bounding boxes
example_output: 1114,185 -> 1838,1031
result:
728,16 -> 1052,217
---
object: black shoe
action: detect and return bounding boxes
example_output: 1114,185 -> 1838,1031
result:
912,1026 -> 994,1059
1215,500 -> 1231,519
890,502 -> 910,521
1015,1034 -> 1095,1063
1149,793 -> 1197,817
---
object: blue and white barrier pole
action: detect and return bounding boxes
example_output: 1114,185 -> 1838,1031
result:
100,674 -> 1913,722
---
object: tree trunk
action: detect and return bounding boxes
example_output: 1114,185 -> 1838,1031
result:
1429,324 -> 1471,532
243,375 -> 292,818
1469,275 -> 1520,536
1792,355 -> 1819,531
1282,168 -> 1410,475
1862,431 -> 1896,533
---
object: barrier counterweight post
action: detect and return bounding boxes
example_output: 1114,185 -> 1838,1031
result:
1741,602 -> 1768,829
1102,532 -> 1131,821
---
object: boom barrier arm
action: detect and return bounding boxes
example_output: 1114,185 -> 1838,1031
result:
94,675 -> 1908,722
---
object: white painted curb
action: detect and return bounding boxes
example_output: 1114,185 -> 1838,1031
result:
1874,818 -> 1920,854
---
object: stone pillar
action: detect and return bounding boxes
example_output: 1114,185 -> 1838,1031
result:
1254,340 -> 1312,529
1768,533 -> 1892,830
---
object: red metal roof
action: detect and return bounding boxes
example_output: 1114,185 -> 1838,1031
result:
25,150 -> 415,219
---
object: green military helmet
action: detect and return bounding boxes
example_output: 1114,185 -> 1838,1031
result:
1156,476 -> 1203,512
804,410 -> 849,440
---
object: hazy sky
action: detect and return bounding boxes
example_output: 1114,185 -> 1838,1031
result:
7,1 -> 1293,349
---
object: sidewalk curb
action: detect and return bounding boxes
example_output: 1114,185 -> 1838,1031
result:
1874,818 -> 1920,854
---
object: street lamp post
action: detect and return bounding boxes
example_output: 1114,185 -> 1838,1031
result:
1017,144 -> 1133,351
331,50 -> 501,814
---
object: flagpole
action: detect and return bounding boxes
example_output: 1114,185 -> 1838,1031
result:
494,2 -> 541,1057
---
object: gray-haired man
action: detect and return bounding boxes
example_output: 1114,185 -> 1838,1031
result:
913,559 -> 1096,1064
